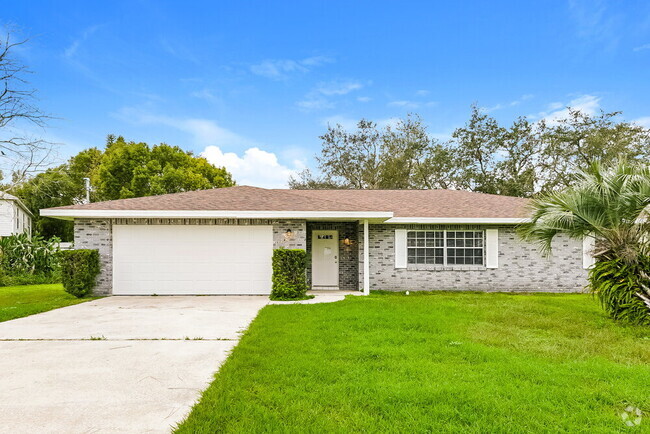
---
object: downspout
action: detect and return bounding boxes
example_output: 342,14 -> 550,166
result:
363,219 -> 370,295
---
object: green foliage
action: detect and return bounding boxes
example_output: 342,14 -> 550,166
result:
95,136 -> 234,200
588,256 -> 650,325
11,135 -> 235,240
12,148 -> 103,239
270,249 -> 308,300
518,160 -> 650,258
291,115 -> 457,190
0,269 -> 60,287
292,106 -> 650,197
60,249 -> 100,298
0,233 -> 61,277
518,160 -> 650,323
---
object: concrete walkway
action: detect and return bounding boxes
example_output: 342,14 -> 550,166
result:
0,296 -> 269,433
0,291 -> 357,433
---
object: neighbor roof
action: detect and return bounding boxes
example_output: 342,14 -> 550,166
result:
40,186 -> 530,222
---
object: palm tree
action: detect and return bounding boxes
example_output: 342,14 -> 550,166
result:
517,160 -> 650,323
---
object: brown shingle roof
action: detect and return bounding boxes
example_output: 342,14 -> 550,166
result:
284,189 -> 530,218
45,185 -> 530,218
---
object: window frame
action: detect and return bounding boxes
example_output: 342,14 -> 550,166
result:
406,229 -> 485,266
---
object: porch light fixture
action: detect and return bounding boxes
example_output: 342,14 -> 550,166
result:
343,235 -> 352,246
284,229 -> 295,241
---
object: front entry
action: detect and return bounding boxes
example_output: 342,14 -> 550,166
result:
312,230 -> 339,290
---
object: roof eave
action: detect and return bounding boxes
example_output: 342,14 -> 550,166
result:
384,217 -> 530,224
39,209 -> 394,222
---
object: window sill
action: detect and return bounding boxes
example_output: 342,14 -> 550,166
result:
405,265 -> 487,272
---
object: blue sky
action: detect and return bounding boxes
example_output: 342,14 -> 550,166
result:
4,0 -> 650,187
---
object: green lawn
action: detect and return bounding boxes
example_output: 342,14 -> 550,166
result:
177,292 -> 650,433
0,284 -> 95,322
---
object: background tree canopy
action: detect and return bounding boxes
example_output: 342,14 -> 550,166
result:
290,107 -> 650,196
12,136 -> 234,240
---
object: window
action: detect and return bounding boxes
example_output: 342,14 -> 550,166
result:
407,231 -> 444,264
446,231 -> 484,265
407,230 -> 484,266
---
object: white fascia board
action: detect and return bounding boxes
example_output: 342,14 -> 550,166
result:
39,209 -> 393,220
384,217 -> 530,224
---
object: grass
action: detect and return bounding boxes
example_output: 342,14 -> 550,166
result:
177,292 -> 650,433
0,284 -> 96,322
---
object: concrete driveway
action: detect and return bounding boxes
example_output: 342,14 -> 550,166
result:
0,296 -> 270,433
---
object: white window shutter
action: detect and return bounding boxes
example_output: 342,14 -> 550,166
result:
395,229 -> 407,269
485,229 -> 499,268
583,234 -> 596,269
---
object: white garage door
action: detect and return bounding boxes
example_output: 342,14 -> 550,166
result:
112,225 -> 273,295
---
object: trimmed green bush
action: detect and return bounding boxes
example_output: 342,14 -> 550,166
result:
270,249 -> 308,300
60,249 -> 101,298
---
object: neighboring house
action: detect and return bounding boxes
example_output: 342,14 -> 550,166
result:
40,186 -> 591,296
0,192 -> 33,237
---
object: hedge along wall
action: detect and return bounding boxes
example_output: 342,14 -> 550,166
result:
271,248 -> 308,300
60,249 -> 101,298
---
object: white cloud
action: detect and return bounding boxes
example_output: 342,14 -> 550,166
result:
160,38 -> 200,64
64,25 -> 101,58
202,146 -> 302,188
388,100 -> 437,109
250,56 -> 334,80
296,97 -> 335,111
190,88 -> 220,102
357,96 -> 372,103
568,0 -> 622,50
300,56 -> 333,67
115,107 -> 252,147
633,43 -> 650,52
315,80 -> 363,96
484,94 -> 535,113
537,94 -> 601,124
297,79 -> 366,112
632,117 -> 650,128
415,90 -> 430,96
115,107 -> 301,187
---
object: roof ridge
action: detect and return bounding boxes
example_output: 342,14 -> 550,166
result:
282,188 -> 528,200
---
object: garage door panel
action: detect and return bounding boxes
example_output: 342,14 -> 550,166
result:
113,225 -> 273,295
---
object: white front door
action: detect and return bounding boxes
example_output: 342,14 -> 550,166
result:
312,230 -> 339,289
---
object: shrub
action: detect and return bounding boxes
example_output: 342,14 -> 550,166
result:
589,255 -> 650,325
60,249 -> 100,298
270,249 -> 308,300
0,233 -> 60,276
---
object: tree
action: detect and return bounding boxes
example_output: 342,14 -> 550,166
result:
290,115 -> 449,189
0,30 -> 55,186
451,105 -> 506,194
13,148 -> 103,239
13,135 -> 235,239
517,161 -> 650,324
295,106 -> 650,196
94,136 -> 234,200
539,109 -> 650,192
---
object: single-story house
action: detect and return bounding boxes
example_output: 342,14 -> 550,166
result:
0,192 -> 33,237
40,186 -> 592,296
